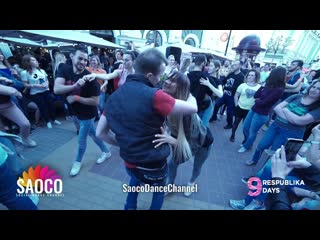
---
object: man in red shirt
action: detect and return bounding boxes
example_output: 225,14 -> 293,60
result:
94,49 -> 198,210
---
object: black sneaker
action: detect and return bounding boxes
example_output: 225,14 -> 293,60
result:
224,124 -> 232,129
229,135 -> 235,142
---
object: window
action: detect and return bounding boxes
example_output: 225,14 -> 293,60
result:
185,38 -> 196,47
146,30 -> 163,47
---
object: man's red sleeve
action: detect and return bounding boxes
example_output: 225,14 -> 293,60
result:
153,90 -> 176,116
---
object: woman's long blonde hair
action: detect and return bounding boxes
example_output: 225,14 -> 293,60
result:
166,71 -> 193,164
53,53 -> 66,79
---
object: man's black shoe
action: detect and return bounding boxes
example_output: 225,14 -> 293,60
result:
209,116 -> 217,122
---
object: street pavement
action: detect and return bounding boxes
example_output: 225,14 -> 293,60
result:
1,114 -> 269,210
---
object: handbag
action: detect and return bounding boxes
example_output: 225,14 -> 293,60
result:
189,114 -> 213,153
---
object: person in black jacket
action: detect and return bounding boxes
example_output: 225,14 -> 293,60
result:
211,60 -> 244,129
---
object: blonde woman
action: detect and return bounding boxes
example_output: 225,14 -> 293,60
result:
180,58 -> 191,75
153,71 -> 214,197
53,53 -> 67,80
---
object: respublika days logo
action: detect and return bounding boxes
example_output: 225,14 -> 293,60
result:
247,177 -> 305,197
16,165 -> 64,197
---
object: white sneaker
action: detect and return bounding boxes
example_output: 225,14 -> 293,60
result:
244,199 -> 265,210
70,162 -> 82,176
96,152 -> 111,164
238,146 -> 247,153
47,122 -> 52,129
184,182 -> 195,197
53,120 -> 61,125
22,138 -> 37,147
229,199 -> 247,210
29,194 -> 39,206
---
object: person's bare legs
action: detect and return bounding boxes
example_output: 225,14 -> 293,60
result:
0,102 -> 36,147
27,102 -> 40,125
0,103 -> 30,139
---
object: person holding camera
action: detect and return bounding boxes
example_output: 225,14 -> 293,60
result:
230,123 -> 320,210
267,127 -> 320,210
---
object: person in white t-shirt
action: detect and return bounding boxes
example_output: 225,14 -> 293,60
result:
21,55 -> 60,129
230,69 -> 261,142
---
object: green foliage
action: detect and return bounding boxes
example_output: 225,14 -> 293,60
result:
266,35 -> 293,55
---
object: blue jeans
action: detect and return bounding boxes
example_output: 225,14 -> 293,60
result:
98,92 -> 106,113
245,159 -> 307,205
250,121 -> 304,164
0,161 -> 37,210
168,144 -> 212,184
242,110 -> 268,150
0,137 -> 23,175
124,165 -> 167,210
198,99 -> 213,127
212,94 -> 235,126
75,118 -> 110,163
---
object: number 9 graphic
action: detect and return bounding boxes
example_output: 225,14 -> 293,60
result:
247,177 -> 262,196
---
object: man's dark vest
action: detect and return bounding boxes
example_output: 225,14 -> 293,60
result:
105,74 -> 170,167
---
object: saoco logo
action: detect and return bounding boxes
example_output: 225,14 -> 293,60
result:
17,165 -> 64,197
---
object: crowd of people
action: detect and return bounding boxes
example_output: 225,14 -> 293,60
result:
1,43 -> 320,210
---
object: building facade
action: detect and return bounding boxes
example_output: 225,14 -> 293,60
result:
86,30 -> 320,68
